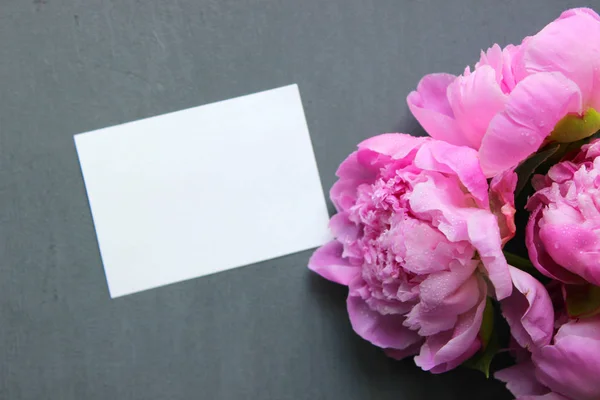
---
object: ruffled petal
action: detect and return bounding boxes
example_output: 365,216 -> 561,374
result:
330,151 -> 379,212
404,261 -> 480,336
479,72 -> 582,177
407,74 -> 472,147
533,326 -> 600,400
413,140 -> 489,207
347,293 -> 423,350
358,133 -> 426,160
414,277 -> 486,372
308,241 -> 360,285
447,64 -> 508,148
495,361 -> 551,398
466,210 -> 512,299
501,266 -> 554,349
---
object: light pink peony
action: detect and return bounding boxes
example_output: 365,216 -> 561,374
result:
309,134 -> 513,372
497,271 -> 600,400
408,8 -> 600,177
526,139 -> 600,286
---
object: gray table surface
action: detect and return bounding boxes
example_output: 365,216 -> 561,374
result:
0,0 -> 593,399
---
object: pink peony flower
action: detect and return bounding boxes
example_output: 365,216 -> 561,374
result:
408,8 -> 600,177
526,139 -> 600,285
309,133 -> 513,372
497,271 -> 600,400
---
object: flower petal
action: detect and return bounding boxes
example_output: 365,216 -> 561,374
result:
384,341 -> 424,360
414,277 -> 486,372
393,217 -> 456,275
358,133 -> 425,160
404,261 -> 480,336
467,210 -> 512,299
490,169 -> 517,245
329,212 -> 363,262
447,65 -> 508,148
346,293 -> 423,350
540,223 -> 600,286
330,151 -> 379,212
501,266 -> 554,349
533,325 -> 600,400
407,74 -> 472,147
525,202 -> 585,284
308,241 -> 360,285
479,72 -> 582,177
413,140 -> 489,207
517,8 -> 600,110
495,361 -> 551,398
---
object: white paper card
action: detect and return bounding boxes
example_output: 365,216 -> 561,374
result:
75,84 -> 331,298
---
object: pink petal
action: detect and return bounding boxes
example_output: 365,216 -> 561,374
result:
329,213 -> 360,242
476,43 -> 520,93
413,140 -> 489,207
525,202 -> 585,284
521,394 -> 570,400
407,74 -> 472,147
414,278 -> 486,372
540,223 -> 600,286
476,44 -> 504,85
447,65 -> 508,148
329,212 -> 363,261
533,332 -> 600,400
467,210 -> 512,299
395,218 -> 455,275
517,8 -> 600,110
330,151 -> 379,212
346,293 -> 422,350
490,169 -> 517,244
559,7 -> 600,22
495,361 -> 550,398
330,179 -> 359,212
404,262 -> 481,336
384,341 -> 424,360
408,176 -> 471,242
555,314 -> 600,341
501,266 -> 554,349
479,72 -> 583,177
358,133 -> 426,160
500,44 -> 520,92
308,241 -> 360,285
336,151 -> 377,181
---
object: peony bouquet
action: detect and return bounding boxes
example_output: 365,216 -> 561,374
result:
309,8 -> 600,400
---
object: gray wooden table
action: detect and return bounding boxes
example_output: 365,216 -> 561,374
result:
0,0 -> 589,399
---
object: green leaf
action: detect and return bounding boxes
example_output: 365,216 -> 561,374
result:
550,108 -> 600,143
565,284 -> 600,319
463,299 -> 498,378
514,143 -> 560,196
503,252 -> 534,271
502,251 -> 545,280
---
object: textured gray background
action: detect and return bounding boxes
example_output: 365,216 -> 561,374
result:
0,0 -> 593,399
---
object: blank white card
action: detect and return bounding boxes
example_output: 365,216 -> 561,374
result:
75,85 -> 331,298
